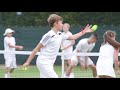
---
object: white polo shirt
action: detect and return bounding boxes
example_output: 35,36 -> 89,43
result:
39,30 -> 68,64
62,31 -> 73,53
4,37 -> 16,51
73,38 -> 95,59
4,37 -> 16,59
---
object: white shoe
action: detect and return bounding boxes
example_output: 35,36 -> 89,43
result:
63,73 -> 69,78
69,73 -> 74,78
95,76 -> 99,78
4,74 -> 8,78
5,73 -> 11,78
8,74 -> 11,78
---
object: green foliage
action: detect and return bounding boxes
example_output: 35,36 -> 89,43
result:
0,12 -> 120,26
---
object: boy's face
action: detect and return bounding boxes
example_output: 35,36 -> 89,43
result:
63,24 -> 69,32
93,39 -> 97,43
55,20 -> 63,31
90,38 -> 97,43
6,33 -> 13,37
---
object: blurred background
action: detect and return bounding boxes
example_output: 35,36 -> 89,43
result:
0,12 -> 120,65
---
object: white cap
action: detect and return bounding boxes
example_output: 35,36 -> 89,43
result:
3,28 -> 15,36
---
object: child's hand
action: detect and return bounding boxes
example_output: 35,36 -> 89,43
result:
82,24 -> 92,34
18,46 -> 23,50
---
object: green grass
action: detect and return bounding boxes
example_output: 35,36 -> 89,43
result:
0,65 -> 119,78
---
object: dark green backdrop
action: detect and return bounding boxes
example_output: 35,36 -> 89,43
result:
0,25 -> 120,65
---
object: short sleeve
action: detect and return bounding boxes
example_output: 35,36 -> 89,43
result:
12,37 -> 16,45
4,37 -> 10,44
40,33 -> 51,46
76,41 -> 83,51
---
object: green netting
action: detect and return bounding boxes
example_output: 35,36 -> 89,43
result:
0,25 -> 120,65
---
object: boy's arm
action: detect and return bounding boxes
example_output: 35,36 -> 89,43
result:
22,33 -> 51,67
77,50 -> 81,62
67,24 -> 92,40
77,49 -> 84,69
8,43 -> 23,50
85,51 -> 90,69
62,40 -> 75,50
22,43 -> 44,67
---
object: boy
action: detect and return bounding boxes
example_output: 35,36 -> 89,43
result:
4,28 -> 23,78
60,23 -> 75,78
22,14 -> 93,78
65,33 -> 98,78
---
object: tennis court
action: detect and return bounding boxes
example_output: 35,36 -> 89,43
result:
0,65 -> 120,78
0,65 -> 94,78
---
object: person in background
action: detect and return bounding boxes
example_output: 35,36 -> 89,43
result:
22,14 -> 93,78
60,23 -> 75,78
65,33 -> 98,78
4,28 -> 23,78
96,30 -> 119,78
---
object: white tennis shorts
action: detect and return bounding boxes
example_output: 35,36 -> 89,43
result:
71,56 -> 94,66
61,54 -> 72,60
36,56 -> 58,78
61,52 -> 72,60
4,54 -> 17,68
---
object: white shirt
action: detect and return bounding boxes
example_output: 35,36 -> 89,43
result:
98,43 -> 114,62
62,31 -> 73,53
75,38 -> 95,52
73,38 -> 95,59
39,30 -> 68,64
4,37 -> 16,51
4,37 -> 16,59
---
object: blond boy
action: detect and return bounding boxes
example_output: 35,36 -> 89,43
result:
22,14 -> 93,78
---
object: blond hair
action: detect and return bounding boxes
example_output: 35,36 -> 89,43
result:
64,23 -> 70,29
47,14 -> 63,27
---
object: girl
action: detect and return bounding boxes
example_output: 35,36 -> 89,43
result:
96,30 -> 119,78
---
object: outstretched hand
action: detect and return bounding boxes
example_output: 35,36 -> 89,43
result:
81,24 -> 93,34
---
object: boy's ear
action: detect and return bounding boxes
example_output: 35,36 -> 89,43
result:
54,22 -> 57,26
